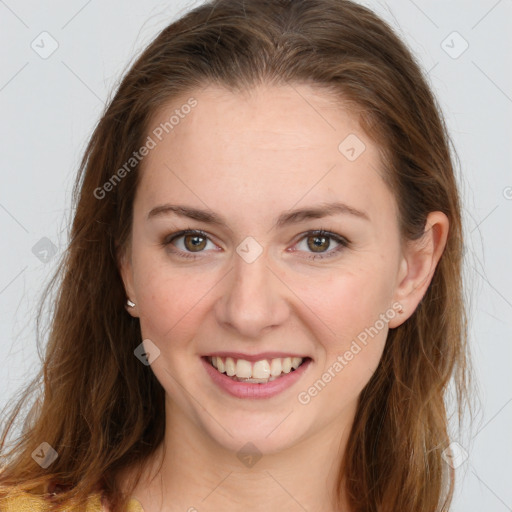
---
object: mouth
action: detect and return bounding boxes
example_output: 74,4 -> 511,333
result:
201,354 -> 312,399
205,354 -> 309,383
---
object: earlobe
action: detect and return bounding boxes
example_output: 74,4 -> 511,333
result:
117,246 -> 139,317
388,211 -> 449,328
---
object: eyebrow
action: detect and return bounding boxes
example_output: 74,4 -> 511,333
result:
147,201 -> 370,229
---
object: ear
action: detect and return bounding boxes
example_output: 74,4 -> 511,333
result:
117,242 -> 139,318
388,211 -> 449,328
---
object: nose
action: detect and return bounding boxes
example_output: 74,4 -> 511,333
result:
214,247 -> 290,339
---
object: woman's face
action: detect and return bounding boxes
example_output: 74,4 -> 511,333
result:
120,84 -> 409,454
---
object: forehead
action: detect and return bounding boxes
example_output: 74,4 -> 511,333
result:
136,83 -> 396,227
157,84 -> 363,153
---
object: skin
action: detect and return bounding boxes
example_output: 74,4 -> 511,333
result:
117,83 -> 449,512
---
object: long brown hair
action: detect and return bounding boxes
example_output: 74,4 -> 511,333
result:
0,0 -> 476,510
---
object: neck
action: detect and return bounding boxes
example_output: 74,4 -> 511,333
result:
119,397 -> 357,512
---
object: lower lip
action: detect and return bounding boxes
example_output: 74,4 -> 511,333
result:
201,357 -> 312,399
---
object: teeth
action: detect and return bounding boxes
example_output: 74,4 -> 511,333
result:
225,357 -> 236,377
235,359 -> 252,378
253,360 -> 270,379
270,358 -> 282,376
209,355 -> 305,382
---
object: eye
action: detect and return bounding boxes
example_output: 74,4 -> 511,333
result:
162,228 -> 350,261
163,229 -> 217,259
293,230 -> 349,260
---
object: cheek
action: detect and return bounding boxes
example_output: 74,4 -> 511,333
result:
294,263 -> 393,342
302,275 -> 391,404
132,250 -> 219,346
296,262 -> 393,381
293,267 -> 392,416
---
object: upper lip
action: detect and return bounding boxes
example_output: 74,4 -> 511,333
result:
203,352 -> 310,362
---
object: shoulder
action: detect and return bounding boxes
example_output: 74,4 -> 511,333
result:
0,491 -> 103,511
0,491 -> 144,511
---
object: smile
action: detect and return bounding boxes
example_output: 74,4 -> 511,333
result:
201,354 -> 312,399
208,355 -> 305,382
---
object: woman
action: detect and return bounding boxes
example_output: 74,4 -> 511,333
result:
0,0 -> 474,510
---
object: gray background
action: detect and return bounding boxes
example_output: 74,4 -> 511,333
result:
1,0 -> 511,509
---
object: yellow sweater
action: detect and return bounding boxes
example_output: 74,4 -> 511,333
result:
0,491 -> 144,511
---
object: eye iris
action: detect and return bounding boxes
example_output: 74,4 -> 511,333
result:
308,235 -> 329,253
184,234 -> 206,252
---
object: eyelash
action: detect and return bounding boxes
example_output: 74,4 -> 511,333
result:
161,228 -> 350,261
